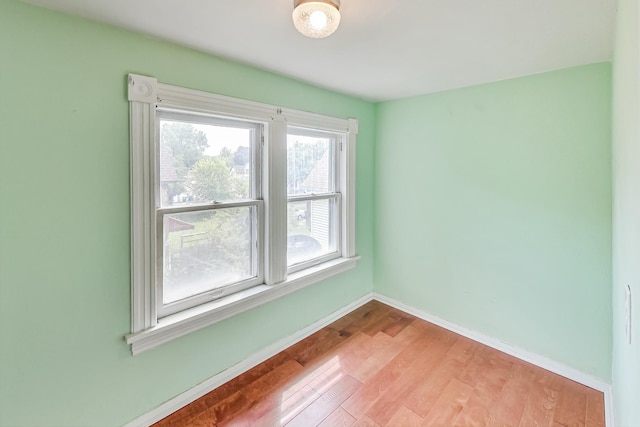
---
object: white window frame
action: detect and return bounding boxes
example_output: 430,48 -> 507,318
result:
286,126 -> 342,273
156,111 -> 265,318
125,74 -> 359,355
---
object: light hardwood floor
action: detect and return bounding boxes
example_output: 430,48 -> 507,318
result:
154,300 -> 605,427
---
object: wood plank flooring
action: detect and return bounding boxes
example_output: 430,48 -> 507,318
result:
154,301 -> 605,427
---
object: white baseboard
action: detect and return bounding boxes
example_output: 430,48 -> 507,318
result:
123,292 -> 373,427
372,292 -> 614,427
125,291 -> 614,427
604,384 -> 614,427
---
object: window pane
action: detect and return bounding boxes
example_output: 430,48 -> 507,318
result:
159,118 -> 256,207
162,207 -> 255,305
287,130 -> 335,196
287,199 -> 338,266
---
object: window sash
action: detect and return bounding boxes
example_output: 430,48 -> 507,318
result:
156,109 -> 263,203
156,200 -> 264,317
287,193 -> 338,203
287,194 -> 341,273
286,127 -> 339,197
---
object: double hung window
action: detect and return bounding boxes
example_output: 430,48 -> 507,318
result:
287,127 -> 340,270
157,112 -> 263,317
126,74 -> 358,354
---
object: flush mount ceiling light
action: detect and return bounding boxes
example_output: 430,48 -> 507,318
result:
292,0 -> 341,39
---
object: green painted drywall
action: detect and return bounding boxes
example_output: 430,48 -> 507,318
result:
612,0 -> 640,424
374,64 -> 612,379
0,2 -> 376,425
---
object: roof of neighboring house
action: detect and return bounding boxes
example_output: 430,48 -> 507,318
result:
159,145 -> 180,183
300,150 -> 330,194
166,216 -> 195,232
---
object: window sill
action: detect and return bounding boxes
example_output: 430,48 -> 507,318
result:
126,256 -> 360,355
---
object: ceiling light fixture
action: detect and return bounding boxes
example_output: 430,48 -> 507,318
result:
292,0 -> 341,39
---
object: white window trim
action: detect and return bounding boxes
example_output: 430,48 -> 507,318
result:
125,74 -> 359,355
286,127 -> 342,273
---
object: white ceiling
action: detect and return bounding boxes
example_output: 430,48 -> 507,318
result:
25,0 -> 616,102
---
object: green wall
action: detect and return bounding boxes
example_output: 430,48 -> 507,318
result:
374,64 -> 612,379
612,0 -> 640,424
0,1 -> 376,425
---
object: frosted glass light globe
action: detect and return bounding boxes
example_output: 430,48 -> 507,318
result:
292,0 -> 341,39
